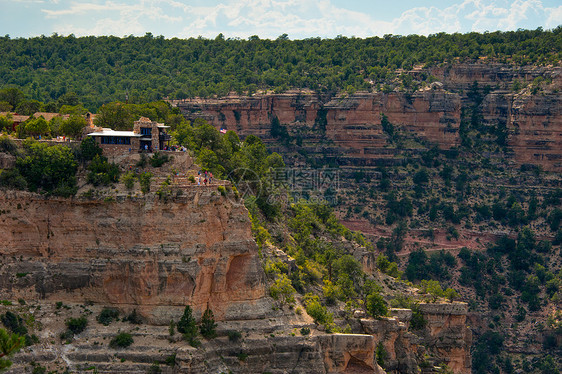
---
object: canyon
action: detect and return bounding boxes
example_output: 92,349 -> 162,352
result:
174,63 -> 562,172
0,182 -> 471,373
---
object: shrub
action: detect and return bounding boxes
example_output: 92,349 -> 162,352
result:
420,280 -> 444,302
78,137 -> 102,162
124,309 -> 143,325
300,327 -> 310,336
168,320 -> 175,336
0,168 -> 27,190
0,136 -> 18,155
227,330 -> 242,342
109,332 -> 133,348
97,308 -> 119,326
156,177 -> 172,201
305,298 -> 332,325
366,292 -> 388,318
138,172 -> 153,194
376,342 -> 387,367
16,141 -> 78,195
87,155 -> 120,186
122,171 -> 136,190
1,311 -> 27,336
410,306 -> 427,330
164,353 -> 176,367
150,152 -> 170,167
136,153 -> 148,168
269,274 -> 296,307
148,362 -> 162,374
66,316 -> 87,335
0,328 -> 25,370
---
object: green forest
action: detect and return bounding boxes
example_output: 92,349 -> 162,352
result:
0,27 -> 562,373
0,27 -> 560,110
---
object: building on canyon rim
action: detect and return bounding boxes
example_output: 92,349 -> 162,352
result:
88,116 -> 171,154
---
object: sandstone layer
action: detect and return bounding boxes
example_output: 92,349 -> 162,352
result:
174,64 -> 562,171
0,190 -> 270,323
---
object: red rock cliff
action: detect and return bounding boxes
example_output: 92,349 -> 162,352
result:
0,190 -> 270,323
174,64 -> 562,171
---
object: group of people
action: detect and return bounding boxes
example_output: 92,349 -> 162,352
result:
197,170 -> 214,185
162,145 -> 188,152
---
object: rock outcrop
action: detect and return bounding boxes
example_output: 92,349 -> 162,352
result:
0,190 -> 270,323
0,190 -> 471,373
174,64 -> 562,171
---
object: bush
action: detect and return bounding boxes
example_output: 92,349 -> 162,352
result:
148,362 -> 161,374
0,168 -> 27,190
87,155 -> 120,186
109,332 -> 133,348
376,342 -> 387,367
366,292 -> 388,318
138,172 -> 153,194
66,316 -> 88,335
164,353 -> 176,367
78,136 -> 102,162
227,330 -> 242,342
136,153 -> 148,168
97,308 -> 119,326
16,141 -> 78,195
269,274 -> 296,307
305,298 -> 332,325
1,311 -> 27,335
410,306 -> 427,330
124,309 -> 143,325
300,327 -> 310,335
122,171 -> 136,190
0,136 -> 18,155
150,151 -> 170,167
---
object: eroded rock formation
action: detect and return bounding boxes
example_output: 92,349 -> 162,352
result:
174,64 -> 562,171
0,190 -> 270,323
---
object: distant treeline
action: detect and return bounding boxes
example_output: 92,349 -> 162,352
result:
0,27 -> 560,110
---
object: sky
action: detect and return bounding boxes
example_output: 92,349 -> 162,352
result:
1,0 -> 561,40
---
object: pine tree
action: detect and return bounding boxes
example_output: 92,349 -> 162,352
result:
176,305 -> 197,340
0,328 -> 25,372
199,308 -> 217,339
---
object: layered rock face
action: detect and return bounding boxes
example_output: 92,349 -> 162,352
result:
417,303 -> 472,374
175,64 -> 562,171
176,91 -> 461,167
0,189 -> 473,373
0,190 -> 270,323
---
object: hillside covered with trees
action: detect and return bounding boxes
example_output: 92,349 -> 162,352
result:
0,28 -> 560,110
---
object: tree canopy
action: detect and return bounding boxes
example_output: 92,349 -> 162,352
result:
0,28 -> 560,110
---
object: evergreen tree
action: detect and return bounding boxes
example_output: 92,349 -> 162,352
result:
176,305 -> 197,340
199,308 -> 217,339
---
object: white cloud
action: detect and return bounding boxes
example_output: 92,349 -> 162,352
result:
545,5 -> 562,29
38,0 -> 562,39
43,0 -> 183,36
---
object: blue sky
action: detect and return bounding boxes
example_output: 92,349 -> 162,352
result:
1,0 -> 561,39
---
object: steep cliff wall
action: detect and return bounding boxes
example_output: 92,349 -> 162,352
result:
0,190 -> 270,323
175,64 -> 562,171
